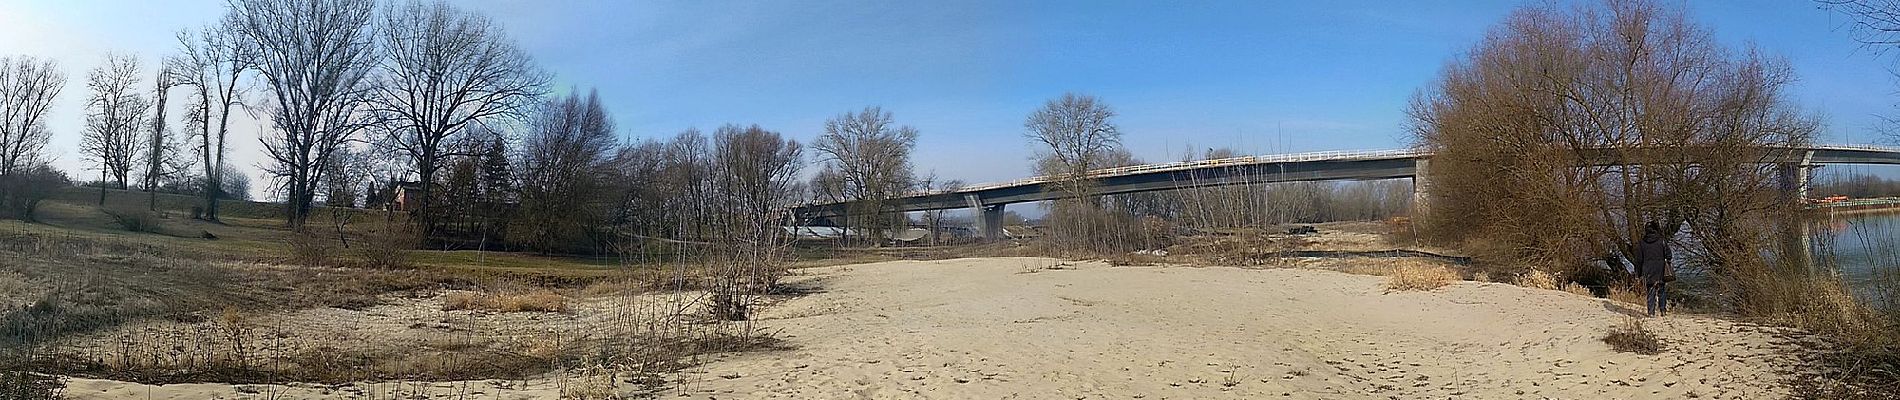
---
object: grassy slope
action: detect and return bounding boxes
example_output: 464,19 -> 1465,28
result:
19,187 -> 623,277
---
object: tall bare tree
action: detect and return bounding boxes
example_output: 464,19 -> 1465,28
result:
227,0 -> 380,229
170,18 -> 255,221
810,106 -> 918,246
1025,93 -> 1123,251
0,56 -> 65,176
143,66 -> 185,210
1026,93 -> 1121,199
711,124 -> 804,244
515,89 -> 617,253
80,53 -> 151,194
372,0 -> 547,234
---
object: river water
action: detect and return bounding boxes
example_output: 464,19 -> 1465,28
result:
1811,212 -> 1900,302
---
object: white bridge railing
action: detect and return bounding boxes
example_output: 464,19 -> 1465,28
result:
795,144 -> 1900,210
910,148 -> 1426,198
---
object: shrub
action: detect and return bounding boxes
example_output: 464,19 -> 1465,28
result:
101,207 -> 160,233
356,228 -> 417,268
1384,263 -> 1459,292
1603,318 -> 1661,355
287,234 -> 338,268
0,165 -> 71,222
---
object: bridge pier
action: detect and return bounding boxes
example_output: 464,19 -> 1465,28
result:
1411,158 -> 1431,219
1777,151 -> 1815,204
966,194 -> 1006,241
1777,151 -> 1816,268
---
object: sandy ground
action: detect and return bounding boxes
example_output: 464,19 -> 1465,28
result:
668,258 -> 1813,400
57,257 -> 1817,399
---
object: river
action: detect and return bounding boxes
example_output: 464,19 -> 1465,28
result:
1811,211 -> 1900,303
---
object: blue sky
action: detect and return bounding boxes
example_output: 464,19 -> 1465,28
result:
3,0 -> 1897,194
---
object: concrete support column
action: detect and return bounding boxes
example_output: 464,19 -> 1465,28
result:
1411,158 -> 1431,219
966,194 -> 1007,240
1775,151 -> 1816,268
982,205 -> 1006,240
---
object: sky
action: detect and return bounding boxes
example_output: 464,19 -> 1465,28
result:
3,0 -> 1899,200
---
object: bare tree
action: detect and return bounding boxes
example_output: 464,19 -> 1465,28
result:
0,56 -> 65,176
143,65 -> 187,210
515,89 -> 617,253
810,106 -> 918,246
226,0 -> 379,229
1026,93 -> 1121,198
1025,93 -> 1124,251
80,53 -> 151,194
1822,0 -> 1900,143
1411,0 -> 1816,282
170,18 -> 255,221
372,0 -> 547,234
711,124 -> 804,243
916,174 -> 963,245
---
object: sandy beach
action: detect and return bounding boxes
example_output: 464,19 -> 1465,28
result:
58,257 -> 1818,399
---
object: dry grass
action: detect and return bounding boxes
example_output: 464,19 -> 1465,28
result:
1383,263 -> 1460,292
0,371 -> 64,400
1516,269 -> 1562,290
442,290 -> 570,313
1607,282 -> 1645,305
1602,317 -> 1662,355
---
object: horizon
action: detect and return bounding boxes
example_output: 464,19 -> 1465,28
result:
5,0 -> 1900,200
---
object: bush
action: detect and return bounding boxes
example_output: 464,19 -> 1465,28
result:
101,207 -> 161,233
356,228 -> 417,268
0,165 -> 71,222
287,234 -> 338,268
1603,317 -> 1661,355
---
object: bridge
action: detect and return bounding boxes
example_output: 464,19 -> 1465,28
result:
792,144 -> 1900,239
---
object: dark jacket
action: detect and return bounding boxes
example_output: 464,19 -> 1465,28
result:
1637,234 -> 1672,284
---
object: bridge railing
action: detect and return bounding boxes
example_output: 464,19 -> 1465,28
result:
1809,144 -> 1900,153
932,149 -> 1425,195
794,144 -> 1897,210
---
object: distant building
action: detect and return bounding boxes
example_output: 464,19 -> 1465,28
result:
390,181 -> 426,212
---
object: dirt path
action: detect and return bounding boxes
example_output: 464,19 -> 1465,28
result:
671,257 -> 1811,399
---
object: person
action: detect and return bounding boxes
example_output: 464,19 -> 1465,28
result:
1636,221 -> 1674,317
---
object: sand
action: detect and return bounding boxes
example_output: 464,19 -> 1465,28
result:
669,258 -> 1811,399
57,257 -> 1816,399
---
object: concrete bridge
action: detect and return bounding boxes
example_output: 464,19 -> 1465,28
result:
792,144 -> 1900,239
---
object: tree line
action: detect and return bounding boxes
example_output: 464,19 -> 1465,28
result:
0,0 -> 1423,257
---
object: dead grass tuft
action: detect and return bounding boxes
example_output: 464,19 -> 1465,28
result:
1603,317 -> 1662,355
1383,263 -> 1459,292
1607,282 -> 1645,305
1517,269 -> 1562,290
442,290 -> 570,313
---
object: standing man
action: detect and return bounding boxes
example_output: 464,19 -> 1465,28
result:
1636,221 -> 1674,317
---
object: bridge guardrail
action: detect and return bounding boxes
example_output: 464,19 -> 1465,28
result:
793,144 -> 1900,210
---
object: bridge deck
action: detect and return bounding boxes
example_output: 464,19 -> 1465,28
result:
793,144 -> 1900,218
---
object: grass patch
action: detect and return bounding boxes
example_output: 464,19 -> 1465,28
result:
1603,317 -> 1662,355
